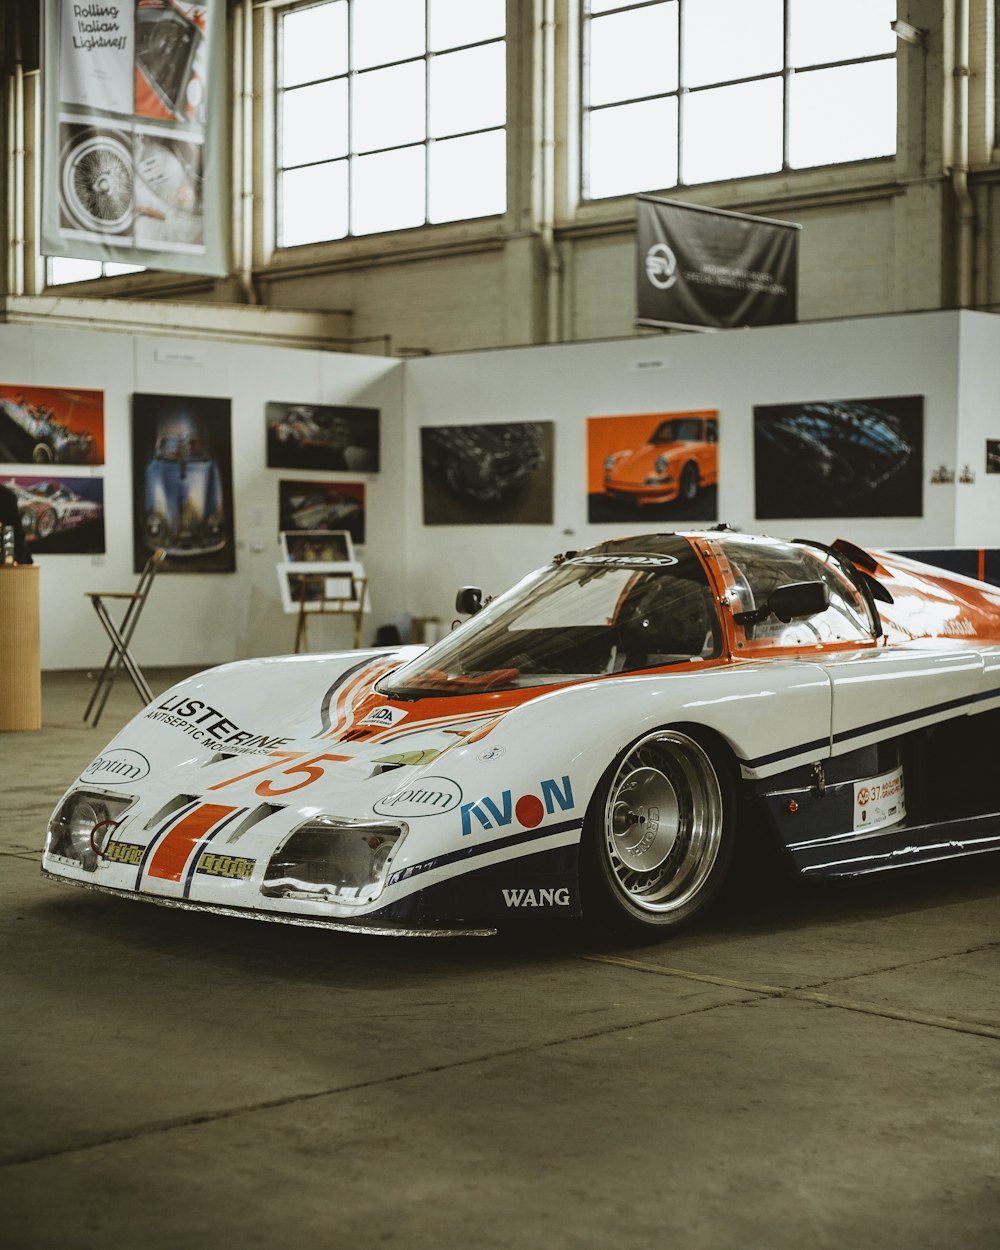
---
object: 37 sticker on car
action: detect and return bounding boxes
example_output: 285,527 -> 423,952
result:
854,766 -> 905,833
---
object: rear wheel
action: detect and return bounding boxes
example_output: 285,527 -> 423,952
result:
36,507 -> 57,539
581,728 -> 734,937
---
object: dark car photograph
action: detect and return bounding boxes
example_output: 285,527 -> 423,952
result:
266,401 -> 380,472
421,421 -> 552,524
754,396 -> 923,518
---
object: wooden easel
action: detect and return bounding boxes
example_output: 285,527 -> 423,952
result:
294,572 -> 368,652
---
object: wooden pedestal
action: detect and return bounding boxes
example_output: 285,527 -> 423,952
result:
0,565 -> 41,731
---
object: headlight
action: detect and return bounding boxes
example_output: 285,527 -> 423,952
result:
262,817 -> 405,906
144,511 -> 166,541
47,790 -> 135,872
654,454 -> 669,474
604,454 -> 618,472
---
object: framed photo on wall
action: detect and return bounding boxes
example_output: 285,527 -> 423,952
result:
420,421 -> 553,525
266,402 -> 380,472
754,396 -> 924,519
0,384 -> 105,465
0,473 -> 105,554
278,480 -> 365,546
586,411 -> 719,524
131,393 -> 236,573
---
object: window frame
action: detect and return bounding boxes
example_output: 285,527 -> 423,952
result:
44,257 -> 147,288
580,0 -> 898,204
273,0 -> 509,250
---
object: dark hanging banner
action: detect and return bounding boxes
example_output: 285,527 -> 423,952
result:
636,196 -> 800,331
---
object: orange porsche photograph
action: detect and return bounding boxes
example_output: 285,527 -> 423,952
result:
587,409 -> 718,522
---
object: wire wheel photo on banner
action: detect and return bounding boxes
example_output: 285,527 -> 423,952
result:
59,122 -> 134,237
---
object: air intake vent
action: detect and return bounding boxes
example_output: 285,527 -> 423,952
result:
144,795 -> 199,830
224,804 -> 285,844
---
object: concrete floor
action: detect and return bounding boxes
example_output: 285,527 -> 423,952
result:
1,669 -> 998,1249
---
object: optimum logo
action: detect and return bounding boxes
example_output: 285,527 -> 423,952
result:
83,749 -> 150,784
645,243 -> 677,290
374,776 -> 463,817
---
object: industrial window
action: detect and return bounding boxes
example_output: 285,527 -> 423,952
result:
276,0 -> 507,247
583,0 -> 897,201
46,258 -> 146,286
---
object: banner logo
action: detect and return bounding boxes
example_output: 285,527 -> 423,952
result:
636,195 -> 799,330
645,243 -> 677,290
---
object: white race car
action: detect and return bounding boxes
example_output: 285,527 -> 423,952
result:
13,480 -> 100,540
42,531 -> 1000,938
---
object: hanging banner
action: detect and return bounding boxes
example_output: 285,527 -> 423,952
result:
41,0 -> 227,277
636,196 -> 799,331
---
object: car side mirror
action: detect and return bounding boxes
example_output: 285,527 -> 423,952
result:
734,580 -> 830,626
455,586 -> 483,615
768,580 -> 830,622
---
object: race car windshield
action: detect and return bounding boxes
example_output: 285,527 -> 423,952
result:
379,540 -> 720,698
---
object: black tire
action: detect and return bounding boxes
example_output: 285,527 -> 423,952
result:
580,727 -> 735,938
32,443 -> 53,464
679,461 -> 699,502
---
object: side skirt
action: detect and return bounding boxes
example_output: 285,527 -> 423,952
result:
785,813 -> 1000,878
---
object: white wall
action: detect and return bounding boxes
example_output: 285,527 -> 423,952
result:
0,323 -> 404,670
6,309 -> 998,671
403,312 -> 972,622
955,313 -> 1000,545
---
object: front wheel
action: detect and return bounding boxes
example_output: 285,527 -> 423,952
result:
581,728 -> 734,938
679,462 -> 699,502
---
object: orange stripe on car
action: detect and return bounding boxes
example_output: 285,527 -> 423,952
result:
323,661 -> 404,738
146,804 -> 238,882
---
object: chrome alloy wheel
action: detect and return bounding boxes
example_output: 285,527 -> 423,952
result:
602,730 -> 724,916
